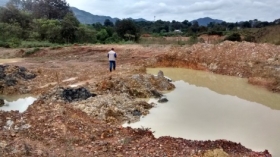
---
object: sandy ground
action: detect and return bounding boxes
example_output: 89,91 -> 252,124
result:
0,42 -> 278,156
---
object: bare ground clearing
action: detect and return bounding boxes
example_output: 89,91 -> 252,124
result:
0,42 -> 277,156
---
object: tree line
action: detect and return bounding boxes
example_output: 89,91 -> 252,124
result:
0,0 -> 141,47
0,0 -> 279,47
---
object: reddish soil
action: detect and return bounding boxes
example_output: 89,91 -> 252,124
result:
1,42 -> 278,156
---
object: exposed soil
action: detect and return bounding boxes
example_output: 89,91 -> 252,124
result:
1,42 -> 278,156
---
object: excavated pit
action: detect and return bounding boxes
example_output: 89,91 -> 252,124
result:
0,43 -> 277,156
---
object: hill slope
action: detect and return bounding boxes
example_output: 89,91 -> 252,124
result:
192,17 -> 224,26
254,25 -> 280,45
70,7 -> 119,24
70,7 -> 147,24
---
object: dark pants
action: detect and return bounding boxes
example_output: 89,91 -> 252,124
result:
109,61 -> 116,72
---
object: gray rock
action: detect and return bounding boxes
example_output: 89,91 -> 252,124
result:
132,110 -> 142,116
158,97 -> 168,103
151,90 -> 163,98
0,98 -> 4,107
158,70 -> 164,78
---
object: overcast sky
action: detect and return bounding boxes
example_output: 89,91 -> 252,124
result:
67,0 -> 279,22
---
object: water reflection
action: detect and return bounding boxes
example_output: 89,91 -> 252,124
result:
147,68 -> 280,110
0,95 -> 36,113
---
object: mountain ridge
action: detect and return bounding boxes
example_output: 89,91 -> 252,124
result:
0,1 -> 225,26
70,7 -> 147,24
192,17 -> 224,26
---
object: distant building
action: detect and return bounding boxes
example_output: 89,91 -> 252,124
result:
174,30 -> 182,33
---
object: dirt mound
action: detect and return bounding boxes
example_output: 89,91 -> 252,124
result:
35,73 -> 173,124
0,65 -> 36,94
97,74 -> 175,98
61,87 -> 96,102
145,41 -> 280,92
0,100 -> 271,157
253,25 -> 280,45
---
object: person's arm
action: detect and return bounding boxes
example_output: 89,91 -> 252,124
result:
114,53 -> 117,58
107,53 -> 109,58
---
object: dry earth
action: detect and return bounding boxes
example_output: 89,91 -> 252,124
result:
0,41 -> 278,156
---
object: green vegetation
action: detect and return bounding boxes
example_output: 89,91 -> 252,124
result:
24,48 -> 41,56
224,33 -> 242,42
0,0 -> 280,48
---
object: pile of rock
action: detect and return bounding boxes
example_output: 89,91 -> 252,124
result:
96,73 -> 175,98
61,87 -> 96,102
0,99 -> 4,107
0,65 -> 36,86
0,65 -> 36,93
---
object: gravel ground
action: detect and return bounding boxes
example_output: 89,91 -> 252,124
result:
0,42 -> 277,156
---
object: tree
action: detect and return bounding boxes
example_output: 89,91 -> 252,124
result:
241,21 -> 251,28
0,22 -> 23,47
104,19 -> 114,27
32,19 -> 62,42
105,33 -> 121,44
152,20 -> 169,33
171,20 -> 182,31
0,22 -> 23,40
227,23 -> 235,30
21,0 -> 71,19
92,22 -> 103,31
182,20 -> 191,32
61,12 -> 80,43
76,25 -> 97,43
115,19 -> 140,41
96,29 -> 109,43
191,21 -> 199,33
0,4 -> 32,29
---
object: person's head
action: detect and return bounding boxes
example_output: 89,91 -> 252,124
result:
111,48 -> 114,50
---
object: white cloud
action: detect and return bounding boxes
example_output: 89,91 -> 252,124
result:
66,0 -> 280,22
159,2 -> 167,7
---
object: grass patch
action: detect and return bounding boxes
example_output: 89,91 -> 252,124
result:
21,41 -> 59,48
24,48 -> 41,56
139,37 -> 188,45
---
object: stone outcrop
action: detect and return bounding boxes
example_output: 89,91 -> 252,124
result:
96,74 -> 174,98
0,99 -> 4,107
0,65 -> 36,94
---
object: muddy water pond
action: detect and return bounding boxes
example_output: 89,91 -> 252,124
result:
0,95 -> 36,113
0,58 -> 23,65
124,68 -> 280,156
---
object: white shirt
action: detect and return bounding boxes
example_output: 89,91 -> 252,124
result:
108,50 -> 117,61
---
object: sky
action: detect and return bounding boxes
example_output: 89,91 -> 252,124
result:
66,0 -> 280,22
0,0 -> 279,22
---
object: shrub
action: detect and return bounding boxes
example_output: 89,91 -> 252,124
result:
207,30 -> 223,36
244,35 -> 256,42
187,35 -> 198,45
0,41 -> 10,48
7,38 -> 22,48
224,33 -> 241,42
24,48 -> 40,56
21,41 -> 58,48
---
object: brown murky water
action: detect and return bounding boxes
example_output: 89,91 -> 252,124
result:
124,68 -> 280,156
0,58 -> 23,65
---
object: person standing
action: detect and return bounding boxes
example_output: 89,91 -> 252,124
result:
107,48 -> 117,72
